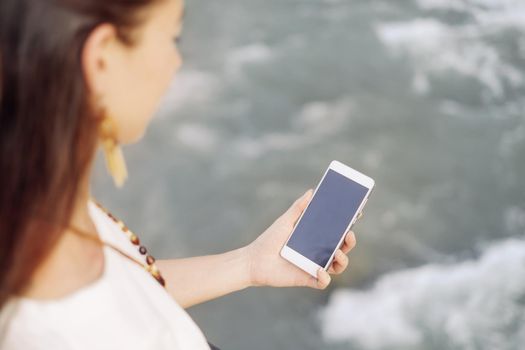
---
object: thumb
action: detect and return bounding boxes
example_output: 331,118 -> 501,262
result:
286,189 -> 313,221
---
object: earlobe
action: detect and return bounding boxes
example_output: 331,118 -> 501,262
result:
81,23 -> 118,96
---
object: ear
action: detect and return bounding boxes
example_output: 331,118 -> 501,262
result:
81,23 -> 119,100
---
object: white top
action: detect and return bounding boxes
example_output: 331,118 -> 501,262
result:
0,200 -> 211,350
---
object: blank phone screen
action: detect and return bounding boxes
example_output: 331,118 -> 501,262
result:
286,169 -> 369,267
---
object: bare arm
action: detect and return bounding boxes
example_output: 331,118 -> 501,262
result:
156,247 -> 251,309
157,190 -> 356,309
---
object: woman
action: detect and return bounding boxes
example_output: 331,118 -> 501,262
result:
0,0 -> 357,348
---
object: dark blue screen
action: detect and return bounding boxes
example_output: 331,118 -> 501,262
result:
287,169 -> 369,267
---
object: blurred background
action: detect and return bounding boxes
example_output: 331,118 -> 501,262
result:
92,0 -> 525,349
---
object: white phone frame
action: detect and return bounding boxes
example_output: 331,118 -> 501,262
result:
280,160 -> 375,277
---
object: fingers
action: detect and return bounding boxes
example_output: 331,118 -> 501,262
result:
328,249 -> 349,274
340,231 -> 357,254
306,268 -> 331,289
306,250 -> 350,289
315,268 -> 331,289
325,231 -> 357,275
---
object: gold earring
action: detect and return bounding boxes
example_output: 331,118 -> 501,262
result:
99,116 -> 128,188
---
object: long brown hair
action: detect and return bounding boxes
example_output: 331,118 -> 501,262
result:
0,0 -> 159,308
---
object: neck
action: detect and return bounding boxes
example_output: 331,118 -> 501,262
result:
71,167 -> 96,236
21,161 -> 106,300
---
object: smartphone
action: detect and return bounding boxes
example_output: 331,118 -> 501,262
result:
280,160 -> 375,277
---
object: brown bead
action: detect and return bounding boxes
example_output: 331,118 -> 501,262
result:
146,255 -> 155,265
157,275 -> 166,287
130,234 -> 140,245
93,200 -> 168,289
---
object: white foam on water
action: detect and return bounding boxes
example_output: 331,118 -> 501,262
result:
232,98 -> 354,159
293,99 -> 353,135
232,133 -> 306,159
376,0 -> 525,98
319,238 -> 525,349
160,69 -> 220,114
224,43 -> 274,77
439,100 -> 467,116
175,122 -> 220,153
377,18 -> 451,52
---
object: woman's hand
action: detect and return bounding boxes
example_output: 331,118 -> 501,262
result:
244,189 -> 358,290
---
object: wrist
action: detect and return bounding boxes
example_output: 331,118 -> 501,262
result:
239,244 -> 258,288
232,245 -> 255,289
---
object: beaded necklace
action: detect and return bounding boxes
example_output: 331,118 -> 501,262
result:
67,200 -> 166,287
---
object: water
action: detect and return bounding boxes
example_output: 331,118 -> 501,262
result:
92,0 -> 525,348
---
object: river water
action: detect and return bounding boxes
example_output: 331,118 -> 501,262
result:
92,0 -> 525,349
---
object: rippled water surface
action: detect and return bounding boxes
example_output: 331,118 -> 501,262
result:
93,0 -> 525,349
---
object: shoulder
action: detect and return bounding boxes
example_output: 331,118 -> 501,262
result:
1,302 -> 72,350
